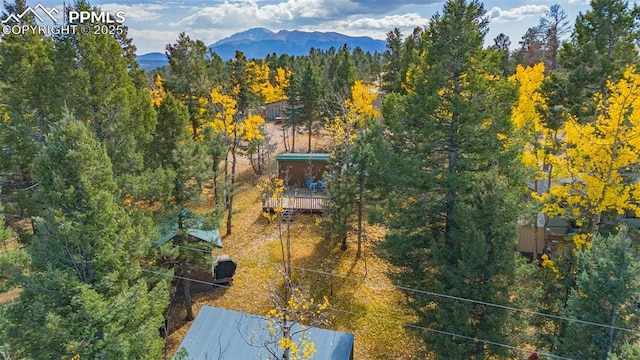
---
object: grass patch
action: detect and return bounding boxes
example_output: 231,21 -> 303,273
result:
166,173 -> 426,358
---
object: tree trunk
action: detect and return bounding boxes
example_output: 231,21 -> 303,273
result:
282,126 -> 289,152
286,219 -> 292,278
291,123 -> 296,153
444,55 -> 462,245
340,212 -> 348,251
307,119 -> 312,153
182,258 -> 193,321
213,162 -> 219,208
356,175 -> 364,258
223,148 -> 230,210
226,133 -> 238,236
606,303 -> 618,357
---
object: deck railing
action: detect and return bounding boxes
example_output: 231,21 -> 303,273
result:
262,196 -> 328,212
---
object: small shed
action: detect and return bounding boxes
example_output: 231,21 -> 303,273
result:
158,218 -> 222,248
276,153 -> 330,188
177,305 -> 354,360
262,99 -> 288,122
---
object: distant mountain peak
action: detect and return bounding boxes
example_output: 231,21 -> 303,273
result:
136,28 -> 387,70
213,27 -> 275,46
209,27 -> 386,60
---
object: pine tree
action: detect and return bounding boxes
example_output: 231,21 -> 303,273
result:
165,32 -> 210,137
49,1 -> 157,183
558,0 -> 640,121
0,0 -> 55,186
383,1 -> 524,358
0,116 -> 168,359
382,28 -> 404,93
559,228 -> 640,359
150,93 -> 209,321
298,61 -> 323,153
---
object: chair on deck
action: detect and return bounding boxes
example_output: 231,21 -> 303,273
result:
305,179 -> 318,192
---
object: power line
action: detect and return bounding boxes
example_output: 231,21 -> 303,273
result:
163,243 -> 640,336
142,267 -> 573,360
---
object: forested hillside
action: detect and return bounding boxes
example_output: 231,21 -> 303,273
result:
1,0 -> 640,359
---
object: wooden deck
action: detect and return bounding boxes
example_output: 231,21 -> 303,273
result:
262,195 -> 328,212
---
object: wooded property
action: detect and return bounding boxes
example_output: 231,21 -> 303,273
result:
2,0 -> 640,359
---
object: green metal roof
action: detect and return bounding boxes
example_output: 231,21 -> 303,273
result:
158,220 -> 222,248
275,153 -> 330,162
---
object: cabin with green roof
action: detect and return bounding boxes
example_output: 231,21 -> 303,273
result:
275,152 -> 329,188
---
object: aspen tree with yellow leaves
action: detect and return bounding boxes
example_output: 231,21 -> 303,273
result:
509,63 -> 561,254
249,61 -> 291,104
204,51 -> 266,235
262,284 -> 329,360
545,66 -> 640,242
325,80 -> 379,254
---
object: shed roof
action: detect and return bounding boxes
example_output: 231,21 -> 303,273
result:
275,153 -> 330,162
158,221 -> 222,248
177,305 -> 354,360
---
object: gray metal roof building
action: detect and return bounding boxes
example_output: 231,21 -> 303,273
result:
177,305 -> 354,360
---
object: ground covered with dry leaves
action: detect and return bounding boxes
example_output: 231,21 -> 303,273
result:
165,178 -> 427,359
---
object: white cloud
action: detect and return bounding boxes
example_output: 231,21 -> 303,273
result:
172,0 -> 361,29
128,28 -> 182,53
99,3 -> 167,22
487,5 -> 549,23
343,13 -> 429,30
568,0 -> 590,4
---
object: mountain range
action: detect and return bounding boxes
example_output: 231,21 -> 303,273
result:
136,28 -> 386,70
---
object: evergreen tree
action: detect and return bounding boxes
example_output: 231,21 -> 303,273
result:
330,45 -> 358,100
0,0 -> 55,186
383,1 -> 523,358
48,1 -> 158,185
382,28 -> 404,93
558,0 -> 640,120
0,188 -> 10,250
150,93 -> 209,321
165,32 -> 210,137
0,116 -> 168,359
559,228 -> 640,359
298,61 -> 323,153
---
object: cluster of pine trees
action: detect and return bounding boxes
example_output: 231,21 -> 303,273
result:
358,0 -> 640,358
1,0 -> 640,358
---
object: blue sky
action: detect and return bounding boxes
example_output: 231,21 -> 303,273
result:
8,0 -> 595,54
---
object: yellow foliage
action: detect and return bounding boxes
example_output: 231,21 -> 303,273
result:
328,81 -> 380,147
509,63 -> 558,177
541,254 -> 559,278
208,87 -> 238,136
548,66 -> 640,232
242,114 -> 266,142
571,233 -> 592,250
148,74 -> 167,107
345,80 -> 380,125
265,286 -> 327,360
205,87 -> 265,144
248,61 -> 291,103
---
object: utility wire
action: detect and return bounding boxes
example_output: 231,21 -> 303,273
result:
161,242 -> 640,336
142,267 -> 573,360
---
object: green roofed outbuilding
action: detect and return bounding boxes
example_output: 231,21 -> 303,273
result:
275,152 -> 330,188
158,211 -> 222,248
